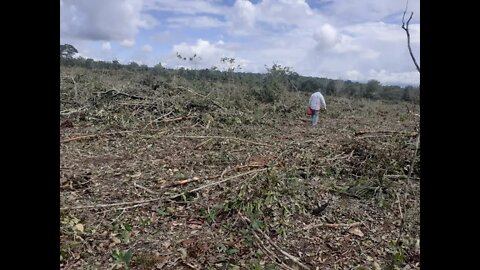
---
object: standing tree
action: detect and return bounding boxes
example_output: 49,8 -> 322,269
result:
220,57 -> 240,92
190,54 -> 202,80
402,85 -> 415,101
325,80 -> 336,95
60,44 -> 78,58
189,54 -> 202,70
365,79 -> 381,99
344,84 -> 358,97
254,63 -> 297,103
127,61 -> 140,71
300,79 -> 320,93
112,59 -> 121,70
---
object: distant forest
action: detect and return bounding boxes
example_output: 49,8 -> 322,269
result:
60,44 -> 419,103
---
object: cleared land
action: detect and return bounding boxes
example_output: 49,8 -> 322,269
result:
60,67 -> 420,270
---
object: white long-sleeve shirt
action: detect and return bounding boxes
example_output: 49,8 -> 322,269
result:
309,91 -> 326,110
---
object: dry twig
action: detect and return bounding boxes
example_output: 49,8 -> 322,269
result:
239,212 -> 310,270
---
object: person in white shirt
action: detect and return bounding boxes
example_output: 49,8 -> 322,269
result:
308,90 -> 327,127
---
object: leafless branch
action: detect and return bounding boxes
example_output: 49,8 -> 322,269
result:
402,0 -> 420,73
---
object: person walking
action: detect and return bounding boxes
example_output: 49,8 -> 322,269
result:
308,90 -> 327,127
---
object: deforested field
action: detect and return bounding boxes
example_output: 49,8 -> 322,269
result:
60,66 -> 420,270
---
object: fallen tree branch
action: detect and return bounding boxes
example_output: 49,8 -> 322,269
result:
60,197 -> 162,210
61,134 -> 100,143
176,86 -> 226,110
294,222 -> 362,233
176,86 -> 208,98
330,189 -> 362,199
239,212 -> 310,270
163,177 -> 200,188
396,192 -> 404,223
143,111 -> 174,129
355,134 -> 395,140
222,164 -> 259,178
61,130 -> 139,143
220,166 -> 231,179
168,168 -> 267,199
133,182 -> 158,195
160,115 -> 195,123
117,202 -> 151,211
194,138 -> 214,149
410,111 -> 420,118
182,261 -> 199,269
384,174 -> 409,179
94,88 -> 144,100
61,168 -> 267,210
325,153 -> 351,162
173,135 -> 270,147
61,128 -> 168,143
391,192 -> 406,269
405,104 -> 420,118
220,163 -> 266,179
354,130 -> 417,136
287,78 -> 299,92
408,133 -> 420,179
69,76 -> 78,100
251,229 -> 295,270
60,106 -> 88,116
298,117 -> 311,123
117,101 -> 158,106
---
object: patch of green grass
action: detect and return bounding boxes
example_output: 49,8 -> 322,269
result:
112,249 -> 132,270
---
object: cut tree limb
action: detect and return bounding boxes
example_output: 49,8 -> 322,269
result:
94,89 -> 144,100
160,115 -> 195,123
117,202 -> 152,212
69,76 -> 78,100
133,182 -> 158,195
239,212 -> 310,270
174,135 -> 270,147
60,106 -> 88,116
354,130 -> 417,137
287,78 -> 299,92
168,168 -> 267,199
220,163 -> 266,179
61,130 -> 139,143
251,229 -> 295,270
176,86 -> 226,110
163,177 -> 200,188
405,104 -> 420,118
143,111 -> 173,129
384,174 -> 409,179
194,138 -> 214,149
60,198 -> 162,210
260,230 -> 310,270
408,133 -> 420,179
61,168 -> 267,210
295,222 -> 362,233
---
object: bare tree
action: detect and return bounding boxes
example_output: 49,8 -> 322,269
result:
402,0 -> 420,73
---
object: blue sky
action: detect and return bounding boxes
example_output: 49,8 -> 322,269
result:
60,0 -> 420,86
